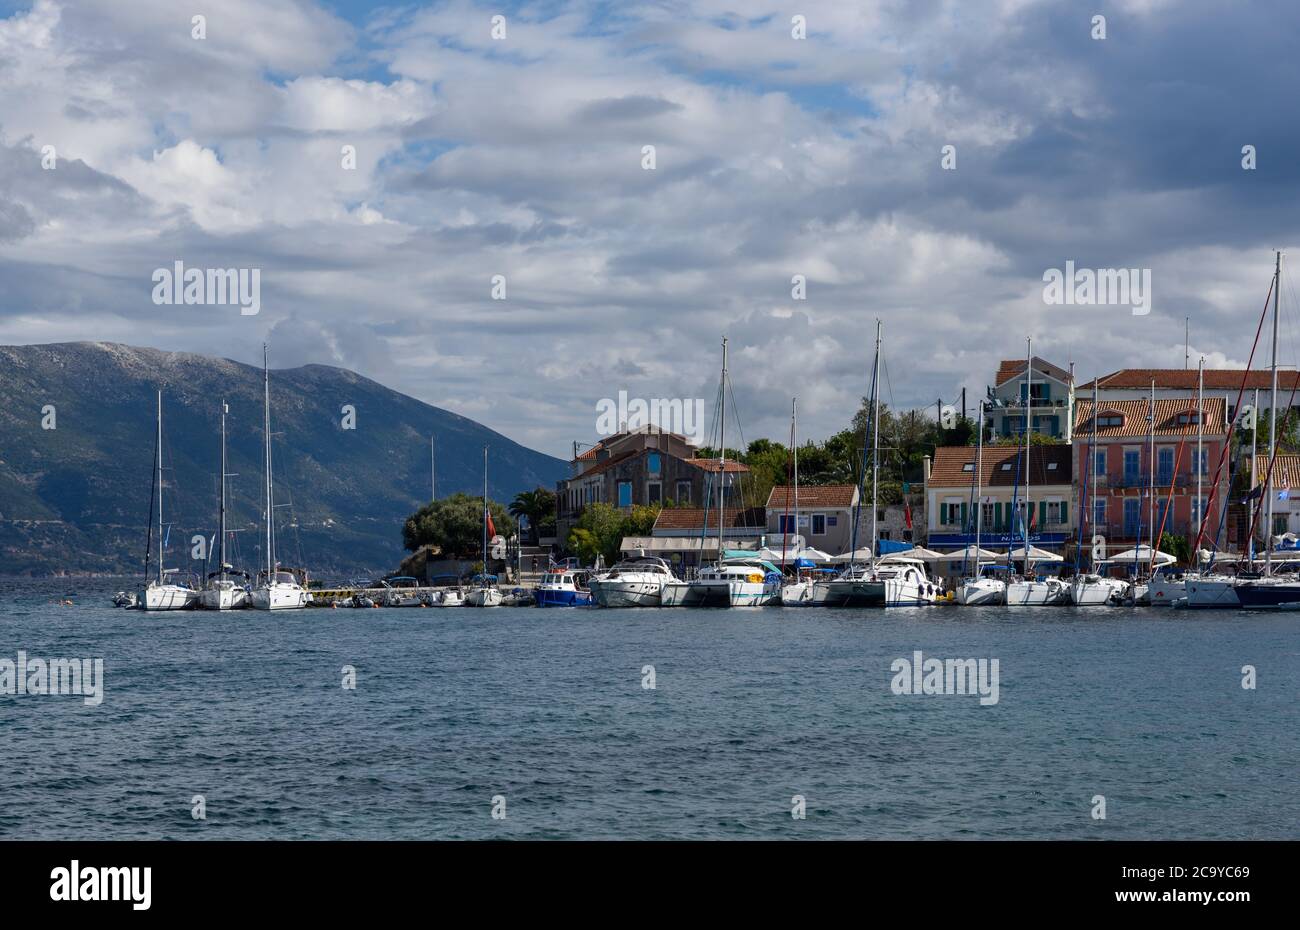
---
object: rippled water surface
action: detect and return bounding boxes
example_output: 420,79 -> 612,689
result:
1,578 -> 1296,839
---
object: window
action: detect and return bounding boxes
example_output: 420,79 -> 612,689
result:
617,481 -> 632,508
1124,449 -> 1141,484
1191,496 -> 1203,529
1123,498 -> 1140,536
1176,412 -> 1200,425
1046,462 -> 1058,472
1046,501 -> 1063,525
1092,448 -> 1106,476
962,463 -> 974,472
980,502 -> 995,527
1097,413 -> 1124,428
647,481 -> 662,505
647,452 -> 662,476
1157,448 -> 1174,485
778,514 -> 797,534
1192,448 -> 1209,476
676,480 -> 692,504
1001,462 -> 1013,472
811,513 -> 827,535
1093,499 -> 1107,531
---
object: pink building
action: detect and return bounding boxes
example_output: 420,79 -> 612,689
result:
1073,397 -> 1229,552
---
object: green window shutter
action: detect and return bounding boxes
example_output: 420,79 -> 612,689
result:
1060,502 -> 1068,525
1039,501 -> 1046,528
994,502 -> 1003,529
940,503 -> 948,524
960,502 -> 968,529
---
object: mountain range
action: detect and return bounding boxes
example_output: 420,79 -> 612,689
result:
0,342 -> 567,577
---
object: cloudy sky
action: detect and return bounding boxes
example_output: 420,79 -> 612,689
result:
1,0 -> 1298,458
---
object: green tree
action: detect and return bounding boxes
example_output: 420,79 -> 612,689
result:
509,487 -> 556,544
566,502 -> 626,566
402,492 -> 516,556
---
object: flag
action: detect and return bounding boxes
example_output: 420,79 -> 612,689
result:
903,501 -> 913,530
486,507 -> 497,538
1242,485 -> 1264,504
1279,485 -> 1290,502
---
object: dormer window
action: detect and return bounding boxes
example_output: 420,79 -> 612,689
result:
1001,463 -> 1013,471
1046,462 -> 1058,471
1176,412 -> 1201,425
1096,412 -> 1124,428
962,463 -> 974,472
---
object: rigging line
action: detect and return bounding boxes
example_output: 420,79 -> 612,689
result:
1193,274 -> 1274,553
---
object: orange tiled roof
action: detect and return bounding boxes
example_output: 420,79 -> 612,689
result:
764,484 -> 857,509
652,506 -> 766,531
1074,397 -> 1227,438
1078,369 -> 1300,391
995,356 -> 1073,386
929,445 -> 1072,487
685,457 -> 749,473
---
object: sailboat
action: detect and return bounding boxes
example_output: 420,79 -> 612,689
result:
956,399 -> 1007,605
779,397 -> 820,606
1069,377 -> 1128,605
199,400 -> 249,610
1005,338 -> 1068,606
820,321 -> 939,608
250,346 -> 308,611
1233,252 -> 1300,609
466,445 -> 504,607
683,337 -> 782,607
137,391 -> 199,610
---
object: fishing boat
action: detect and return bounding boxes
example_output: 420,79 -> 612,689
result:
589,556 -> 677,607
250,347 -> 307,611
466,446 -> 504,608
137,391 -> 199,611
533,568 -> 594,607
199,400 -> 250,610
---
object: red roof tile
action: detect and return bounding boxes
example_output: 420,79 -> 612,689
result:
929,445 -> 1073,488
652,506 -> 766,531
1078,369 -> 1300,391
1074,397 -> 1227,439
764,484 -> 857,509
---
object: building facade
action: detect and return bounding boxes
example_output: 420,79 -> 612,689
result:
1072,397 -> 1229,552
763,484 -> 859,554
985,357 -> 1076,441
1078,368 -> 1300,423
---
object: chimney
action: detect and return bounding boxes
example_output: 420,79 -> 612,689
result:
923,454 -> 932,482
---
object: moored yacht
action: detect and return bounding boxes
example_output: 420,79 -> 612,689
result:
820,557 -> 942,608
137,391 -> 198,611
1068,572 -> 1126,606
683,557 -> 781,607
250,347 -> 307,612
589,556 -> 677,607
533,569 -> 594,607
250,570 -> 308,610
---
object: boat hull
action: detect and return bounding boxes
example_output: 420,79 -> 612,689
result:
1233,580 -> 1300,610
533,587 -> 593,607
1183,576 -> 1241,609
956,579 -> 1006,606
198,584 -> 248,610
1005,580 -> 1069,606
821,578 -> 936,607
1068,577 -> 1125,606
465,588 -> 503,608
682,580 -> 778,607
589,579 -> 664,607
250,583 -> 307,610
138,585 -> 197,611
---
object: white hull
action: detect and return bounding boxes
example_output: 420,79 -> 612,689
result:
659,582 -> 690,607
1147,577 -> 1186,606
820,578 -> 937,607
466,588 -> 503,607
779,581 -> 822,606
589,578 -> 665,607
1068,576 -> 1126,606
1183,576 -> 1240,608
1005,580 -> 1069,606
139,584 -> 197,611
682,580 -> 778,607
956,578 -> 1006,606
198,583 -> 248,610
251,583 -> 308,610
435,590 -> 465,607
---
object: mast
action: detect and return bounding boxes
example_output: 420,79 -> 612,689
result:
781,397 -> 796,566
974,398 -> 984,571
871,320 -> 881,557
717,337 -> 728,562
1091,377 -> 1099,569
1195,358 -> 1203,566
263,344 -> 273,577
483,444 -> 489,576
1148,378 -> 1156,559
156,390 -> 164,585
793,396 -> 799,538
1265,250 -> 1280,575
431,435 -> 437,501
1250,387 -> 1260,563
1021,337 -> 1031,571
219,399 -> 228,579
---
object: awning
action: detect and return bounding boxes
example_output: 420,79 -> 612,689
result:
1006,545 -> 1064,563
829,547 -> 873,564
1101,546 -> 1176,567
940,545 -> 1005,563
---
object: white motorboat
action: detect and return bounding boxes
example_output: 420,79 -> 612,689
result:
589,556 -> 677,607
465,586 -> 504,608
682,558 -> 781,607
381,577 -> 425,607
779,578 -> 822,606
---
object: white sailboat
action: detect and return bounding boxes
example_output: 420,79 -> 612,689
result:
466,445 -> 504,607
250,346 -> 308,611
685,337 -> 781,608
820,320 -> 938,608
199,399 -> 249,610
1069,377 -> 1127,605
778,397 -> 822,606
1005,338 -> 1067,607
138,391 -> 198,611
956,398 -> 1007,605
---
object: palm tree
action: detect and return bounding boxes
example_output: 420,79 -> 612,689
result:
509,488 -> 556,544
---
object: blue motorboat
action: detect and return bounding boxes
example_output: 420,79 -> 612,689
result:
533,569 -> 593,607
